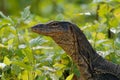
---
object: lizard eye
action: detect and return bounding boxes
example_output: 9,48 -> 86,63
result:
50,23 -> 58,27
52,23 -> 58,26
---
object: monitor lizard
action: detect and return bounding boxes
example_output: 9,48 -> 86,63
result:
31,21 -> 120,80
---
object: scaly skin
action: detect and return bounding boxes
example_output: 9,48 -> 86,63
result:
31,21 -> 120,80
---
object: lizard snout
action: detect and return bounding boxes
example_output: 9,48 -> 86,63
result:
31,27 -> 37,32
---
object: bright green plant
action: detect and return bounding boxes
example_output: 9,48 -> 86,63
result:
0,6 -> 76,80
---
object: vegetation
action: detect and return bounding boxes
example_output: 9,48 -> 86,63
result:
0,0 -> 120,80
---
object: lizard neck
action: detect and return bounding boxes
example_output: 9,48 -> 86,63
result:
52,32 -> 76,56
52,32 -> 96,79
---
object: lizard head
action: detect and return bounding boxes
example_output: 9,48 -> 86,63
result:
31,21 -> 78,51
31,21 -> 78,54
31,21 -> 72,37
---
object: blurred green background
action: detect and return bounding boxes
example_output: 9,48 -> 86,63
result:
0,0 -> 120,80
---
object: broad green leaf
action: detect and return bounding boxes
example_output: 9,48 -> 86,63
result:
115,38 -> 120,47
11,64 -> 21,75
30,37 -> 47,47
66,73 -> 74,80
0,12 -> 14,24
21,6 -> 31,21
3,56 -> 12,65
50,74 -> 59,80
0,24 -> 8,30
23,56 -> 29,63
53,63 -> 65,69
41,66 -> 55,72
8,39 -> 14,45
73,65 -> 80,77
35,69 -> 42,77
13,61 -> 32,70
92,32 -> 97,38
92,32 -> 106,40
61,59 -> 69,65
97,33 -> 106,39
116,50 -> 120,57
109,18 -> 119,27
55,14 -> 64,20
9,26 -> 16,35
36,75 -> 46,80
55,70 -> 63,78
114,8 -> 120,20
0,11 -> 7,18
98,4 -> 111,17
96,39 -> 108,44
21,70 -> 28,80
23,47 -> 34,64
0,43 -> 7,48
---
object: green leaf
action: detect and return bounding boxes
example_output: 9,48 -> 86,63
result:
23,47 -> 34,64
21,6 -> 31,21
98,4 -> 111,17
96,40 -> 108,44
11,64 -> 21,75
66,73 -> 74,80
49,74 -> 59,80
30,37 -> 47,47
0,11 -> 7,18
115,38 -> 120,48
53,63 -> 65,69
55,70 -> 63,78
55,14 -> 64,20
41,66 -> 55,72
8,39 -> 14,45
109,18 -> 119,27
36,75 -> 46,80
73,65 -> 80,77
21,70 -> 28,80
3,56 -> 12,65
0,11 -> 14,24
13,61 -> 32,70
0,43 -> 8,48
114,7 -> 120,20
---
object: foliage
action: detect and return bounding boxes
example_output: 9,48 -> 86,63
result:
0,0 -> 120,80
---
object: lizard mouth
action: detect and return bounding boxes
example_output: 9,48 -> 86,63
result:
31,27 -> 37,32
31,24 -> 47,33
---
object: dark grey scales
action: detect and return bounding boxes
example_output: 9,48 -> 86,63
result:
31,21 -> 120,80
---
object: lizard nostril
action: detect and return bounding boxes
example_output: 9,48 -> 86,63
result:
32,27 -> 37,31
